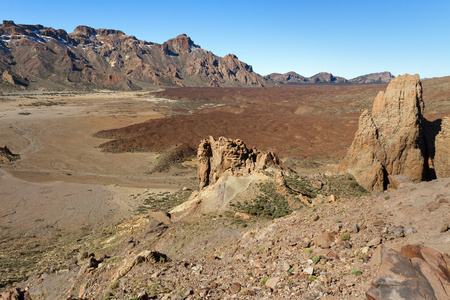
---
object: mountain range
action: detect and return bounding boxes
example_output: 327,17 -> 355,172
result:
0,20 -> 393,90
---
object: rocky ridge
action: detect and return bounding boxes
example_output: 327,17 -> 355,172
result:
0,21 -> 266,90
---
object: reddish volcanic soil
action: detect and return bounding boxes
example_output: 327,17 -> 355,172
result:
96,85 -> 386,159
97,80 -> 449,159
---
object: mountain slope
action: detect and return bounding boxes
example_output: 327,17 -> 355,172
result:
0,21 -> 266,90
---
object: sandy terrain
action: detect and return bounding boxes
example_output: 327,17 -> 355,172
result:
0,91 -> 196,239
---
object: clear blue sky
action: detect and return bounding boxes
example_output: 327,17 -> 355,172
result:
1,0 -> 449,79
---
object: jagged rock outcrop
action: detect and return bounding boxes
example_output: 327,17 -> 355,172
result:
366,244 -> 450,300
197,136 -> 282,190
0,21 -> 266,89
0,145 -> 20,163
339,74 -> 432,192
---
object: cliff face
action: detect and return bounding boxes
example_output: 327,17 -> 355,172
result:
0,21 -> 266,90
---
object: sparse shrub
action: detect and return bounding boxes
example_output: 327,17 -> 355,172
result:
245,249 -> 252,257
350,269 -> 362,276
257,246 -> 265,253
384,195 -> 390,200
341,232 -> 350,241
260,277 -> 268,284
308,275 -> 317,281
312,255 -> 324,264
109,280 -> 119,290
302,248 -> 314,254
235,182 -> 293,219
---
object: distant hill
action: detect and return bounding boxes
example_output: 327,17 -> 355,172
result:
0,21 -> 266,90
348,72 -> 395,84
265,71 -> 394,85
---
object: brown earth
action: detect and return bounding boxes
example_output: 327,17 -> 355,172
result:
97,79 -> 449,161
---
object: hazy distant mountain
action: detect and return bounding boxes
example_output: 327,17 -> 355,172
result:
265,71 -> 347,84
348,72 -> 395,84
0,21 -> 266,90
265,71 -> 395,85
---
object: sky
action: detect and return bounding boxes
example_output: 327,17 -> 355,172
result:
1,0 -> 449,79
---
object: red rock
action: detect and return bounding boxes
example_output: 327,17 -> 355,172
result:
314,232 -> 336,249
366,244 -> 450,300
229,282 -> 241,294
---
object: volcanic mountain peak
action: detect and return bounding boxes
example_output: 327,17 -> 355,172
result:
0,21 -> 267,89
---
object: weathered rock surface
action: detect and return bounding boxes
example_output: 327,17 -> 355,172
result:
0,145 -> 20,163
366,244 -> 450,300
1,288 -> 32,300
433,117 -> 450,178
340,74 -> 433,192
197,136 -> 282,190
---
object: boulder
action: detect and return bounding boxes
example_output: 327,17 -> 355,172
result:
144,210 -> 171,238
366,244 -> 450,300
197,136 -> 282,190
340,74 -> 432,192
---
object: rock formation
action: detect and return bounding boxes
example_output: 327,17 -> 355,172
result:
339,74 -> 433,192
197,136 -> 282,190
366,244 -> 450,300
0,145 -> 20,163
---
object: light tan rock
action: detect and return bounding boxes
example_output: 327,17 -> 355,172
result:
197,136 -> 282,190
434,117 -> 450,178
340,74 -> 430,192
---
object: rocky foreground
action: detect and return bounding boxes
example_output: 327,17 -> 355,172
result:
3,173 -> 448,300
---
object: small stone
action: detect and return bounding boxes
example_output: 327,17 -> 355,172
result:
405,227 -> 417,234
353,223 -> 360,233
234,212 -> 251,220
229,283 -> 241,294
138,291 -> 149,300
367,237 -> 381,248
211,282 -> 218,288
393,228 -> 405,238
303,267 -> 314,275
440,224 -> 449,233
282,261 -> 291,272
265,277 -> 280,289
312,215 -> 320,221
373,220 -> 385,227
426,202 -> 440,212
314,232 -> 336,248
206,255 -> 219,261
